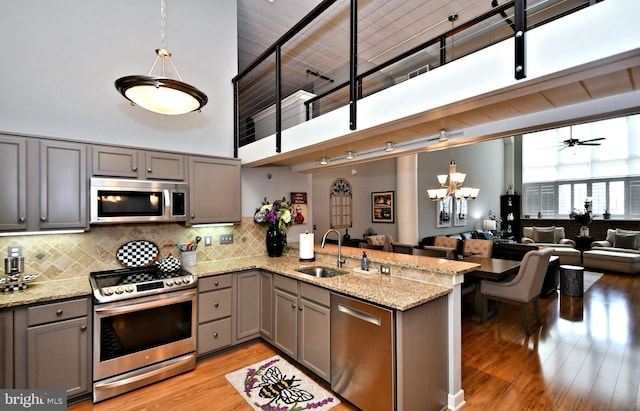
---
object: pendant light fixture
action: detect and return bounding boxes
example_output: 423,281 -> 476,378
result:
427,159 -> 479,201
115,0 -> 208,115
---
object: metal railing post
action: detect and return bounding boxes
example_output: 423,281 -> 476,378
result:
349,0 -> 357,131
514,0 -> 526,80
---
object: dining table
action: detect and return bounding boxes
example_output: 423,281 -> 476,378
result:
462,256 -> 521,323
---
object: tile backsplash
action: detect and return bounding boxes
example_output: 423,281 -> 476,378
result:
1,217 -> 269,281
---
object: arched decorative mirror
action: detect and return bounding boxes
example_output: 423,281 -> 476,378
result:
330,178 -> 352,229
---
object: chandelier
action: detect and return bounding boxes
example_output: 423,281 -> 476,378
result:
427,160 -> 480,201
115,0 -> 208,115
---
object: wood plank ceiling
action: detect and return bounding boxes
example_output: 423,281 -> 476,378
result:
236,0 -> 640,168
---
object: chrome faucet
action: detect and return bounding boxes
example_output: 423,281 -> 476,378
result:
321,229 -> 346,268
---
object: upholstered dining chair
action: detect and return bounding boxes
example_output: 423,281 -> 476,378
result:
480,248 -> 553,336
462,239 -> 493,258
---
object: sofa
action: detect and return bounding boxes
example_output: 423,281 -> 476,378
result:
520,226 -> 582,265
582,228 -> 640,274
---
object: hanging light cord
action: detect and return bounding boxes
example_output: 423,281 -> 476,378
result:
144,0 -> 185,81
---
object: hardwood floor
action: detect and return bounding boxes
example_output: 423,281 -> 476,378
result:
69,271 -> 640,410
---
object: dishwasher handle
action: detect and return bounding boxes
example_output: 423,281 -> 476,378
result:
337,303 -> 382,326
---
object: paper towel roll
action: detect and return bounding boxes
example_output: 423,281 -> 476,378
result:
299,232 -> 315,262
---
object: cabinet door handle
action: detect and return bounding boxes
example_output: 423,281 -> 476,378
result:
132,166 -> 137,171
56,309 -> 63,316
81,325 -> 87,331
147,168 -> 152,173
291,303 -> 297,309
41,216 -> 47,222
190,214 -> 195,219
214,302 -> 219,308
18,217 -> 25,223
299,306 -> 303,311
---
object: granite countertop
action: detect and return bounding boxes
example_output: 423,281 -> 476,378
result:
0,245 -> 479,311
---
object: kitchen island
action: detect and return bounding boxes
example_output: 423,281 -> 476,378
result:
1,245 -> 478,410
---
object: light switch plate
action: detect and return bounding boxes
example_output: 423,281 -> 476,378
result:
219,234 -> 234,244
204,236 -> 212,246
380,265 -> 391,275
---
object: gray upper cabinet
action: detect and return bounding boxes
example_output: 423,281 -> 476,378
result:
39,141 -> 87,230
92,145 -> 185,181
0,136 -> 87,232
0,135 -> 27,231
188,156 -> 241,224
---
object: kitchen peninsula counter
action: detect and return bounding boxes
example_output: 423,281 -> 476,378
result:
190,245 -> 479,311
1,245 -> 479,312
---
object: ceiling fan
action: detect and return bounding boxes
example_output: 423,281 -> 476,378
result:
556,126 -> 606,151
563,136 -> 605,147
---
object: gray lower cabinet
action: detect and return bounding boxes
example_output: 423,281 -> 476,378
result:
259,271 -> 273,341
273,276 -> 331,382
197,274 -> 233,355
0,310 -> 13,389
235,270 -> 261,342
13,298 -> 91,399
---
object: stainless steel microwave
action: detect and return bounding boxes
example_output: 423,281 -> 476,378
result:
90,177 -> 188,224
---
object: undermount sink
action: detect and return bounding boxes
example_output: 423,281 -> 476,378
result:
295,266 -> 347,278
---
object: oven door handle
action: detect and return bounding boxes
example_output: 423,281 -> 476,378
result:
94,291 -> 196,315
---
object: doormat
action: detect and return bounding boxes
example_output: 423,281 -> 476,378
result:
583,271 -> 603,293
225,355 -> 341,411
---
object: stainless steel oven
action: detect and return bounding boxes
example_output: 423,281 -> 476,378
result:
90,266 -> 198,403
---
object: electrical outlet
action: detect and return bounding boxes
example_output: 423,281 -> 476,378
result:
219,234 -> 234,244
380,265 -> 391,275
204,236 -> 212,246
8,245 -> 22,257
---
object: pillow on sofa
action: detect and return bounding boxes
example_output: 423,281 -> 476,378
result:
532,226 -> 556,243
535,230 -> 556,243
614,233 -> 639,250
617,229 -> 640,250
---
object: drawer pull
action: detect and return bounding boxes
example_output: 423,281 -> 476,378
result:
213,332 -> 218,338
214,281 -> 219,286
56,309 -> 63,316
214,302 -> 219,308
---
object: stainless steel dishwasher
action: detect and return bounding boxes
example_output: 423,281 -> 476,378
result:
331,293 -> 394,411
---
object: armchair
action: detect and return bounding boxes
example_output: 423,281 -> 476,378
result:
521,226 -> 581,265
521,226 -> 575,247
365,234 -> 394,252
480,248 -> 553,335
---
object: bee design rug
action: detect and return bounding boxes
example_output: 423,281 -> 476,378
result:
225,355 -> 341,411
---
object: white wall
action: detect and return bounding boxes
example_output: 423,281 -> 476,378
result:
0,0 -> 237,157
241,166 -> 312,242
311,159 -> 398,243
418,139 -> 504,240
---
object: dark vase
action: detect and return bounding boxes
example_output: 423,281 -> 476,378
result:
266,225 -> 285,257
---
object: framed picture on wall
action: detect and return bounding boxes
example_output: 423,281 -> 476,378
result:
454,198 -> 467,226
437,197 -> 452,228
371,191 -> 394,223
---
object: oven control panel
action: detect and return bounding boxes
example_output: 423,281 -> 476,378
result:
93,275 -> 197,303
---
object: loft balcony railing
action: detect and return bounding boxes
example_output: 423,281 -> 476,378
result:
232,0 -> 593,157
